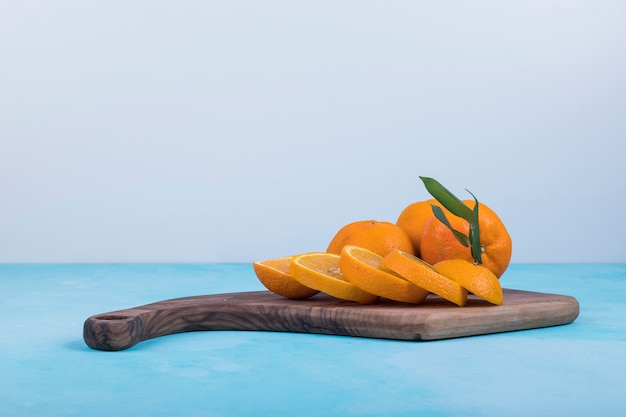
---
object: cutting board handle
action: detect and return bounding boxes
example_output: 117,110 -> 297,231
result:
84,308 -> 156,351
83,293 -> 280,351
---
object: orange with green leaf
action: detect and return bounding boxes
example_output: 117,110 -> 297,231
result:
418,176 -> 512,278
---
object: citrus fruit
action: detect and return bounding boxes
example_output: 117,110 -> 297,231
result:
326,220 -> 414,257
419,200 -> 512,278
253,257 -> 320,299
290,252 -> 379,304
339,245 -> 429,304
395,199 -> 441,256
381,250 -> 468,306
433,259 -> 503,305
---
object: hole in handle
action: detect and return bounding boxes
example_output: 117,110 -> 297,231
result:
95,315 -> 131,321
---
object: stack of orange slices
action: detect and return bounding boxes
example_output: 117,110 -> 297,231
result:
253,246 -> 503,306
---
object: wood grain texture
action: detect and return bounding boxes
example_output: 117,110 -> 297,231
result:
83,289 -> 579,351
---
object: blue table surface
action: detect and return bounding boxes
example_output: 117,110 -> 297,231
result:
1,263 -> 625,417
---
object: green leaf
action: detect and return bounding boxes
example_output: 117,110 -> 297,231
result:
419,177 -> 478,224
466,190 -> 483,264
431,205 -> 471,247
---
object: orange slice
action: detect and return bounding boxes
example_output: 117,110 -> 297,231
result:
433,259 -> 504,305
340,245 -> 429,304
381,250 -> 468,306
253,256 -> 320,299
291,252 -> 379,304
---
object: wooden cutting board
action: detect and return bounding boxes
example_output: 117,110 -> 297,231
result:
83,289 -> 579,351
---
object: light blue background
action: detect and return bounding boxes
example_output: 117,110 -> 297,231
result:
1,1 -> 625,263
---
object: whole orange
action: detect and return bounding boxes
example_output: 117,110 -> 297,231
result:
396,198 -> 441,257
326,220 -> 414,257
419,201 -> 512,278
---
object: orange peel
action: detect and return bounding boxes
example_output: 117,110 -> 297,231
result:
433,259 -> 503,305
253,256 -> 320,299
